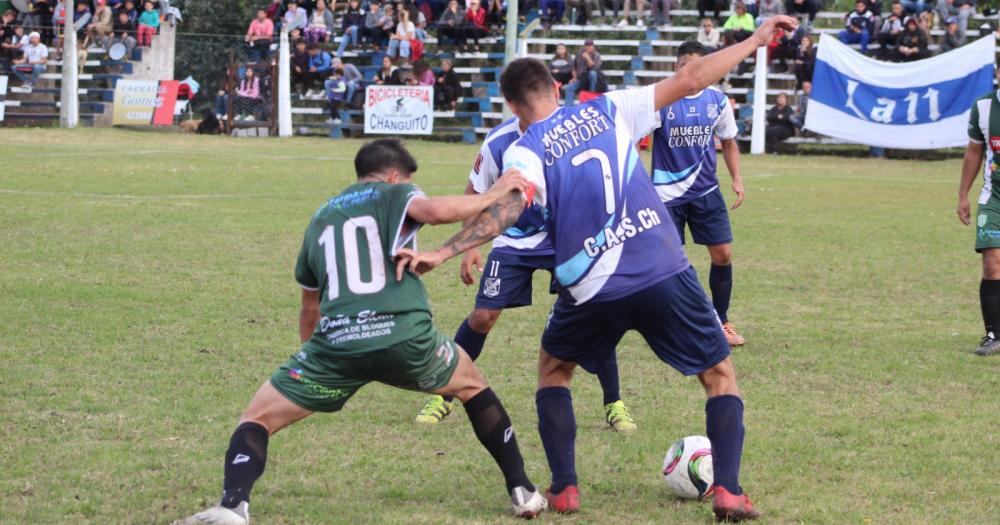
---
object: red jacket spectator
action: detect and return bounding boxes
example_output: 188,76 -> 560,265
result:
465,3 -> 487,30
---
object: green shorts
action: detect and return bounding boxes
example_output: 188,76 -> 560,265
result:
976,198 -> 1000,252
269,327 -> 459,412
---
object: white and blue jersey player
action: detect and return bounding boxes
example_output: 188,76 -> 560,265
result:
652,41 -> 747,347
395,17 -> 796,518
414,117 -> 638,433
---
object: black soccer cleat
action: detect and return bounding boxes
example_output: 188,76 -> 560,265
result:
974,335 -> 1000,356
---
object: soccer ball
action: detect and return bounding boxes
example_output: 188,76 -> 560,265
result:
662,435 -> 714,499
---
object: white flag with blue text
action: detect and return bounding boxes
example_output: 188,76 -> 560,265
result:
804,34 -> 995,149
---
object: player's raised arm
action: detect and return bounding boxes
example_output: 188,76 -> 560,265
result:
654,15 -> 798,111
405,172 -> 531,225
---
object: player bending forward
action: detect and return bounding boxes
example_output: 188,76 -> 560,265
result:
174,139 -> 547,525
958,69 -> 1000,357
414,116 -> 638,432
397,15 -> 798,522
653,40 -> 747,347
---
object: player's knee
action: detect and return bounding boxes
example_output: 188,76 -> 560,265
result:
709,244 -> 732,266
983,250 -> 1000,279
468,308 -> 501,333
537,348 -> 575,389
697,358 -> 741,398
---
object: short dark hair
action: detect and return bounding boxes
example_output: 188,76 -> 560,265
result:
307,42 -> 319,50
500,58 -> 556,105
354,139 -> 418,179
678,40 -> 707,58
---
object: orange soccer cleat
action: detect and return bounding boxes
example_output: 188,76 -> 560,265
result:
712,486 -> 760,522
722,322 -> 746,347
543,485 -> 580,514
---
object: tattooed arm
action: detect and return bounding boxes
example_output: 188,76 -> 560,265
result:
394,184 -> 528,279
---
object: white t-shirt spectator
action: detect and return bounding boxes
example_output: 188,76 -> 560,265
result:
24,42 -> 49,63
396,20 -> 415,39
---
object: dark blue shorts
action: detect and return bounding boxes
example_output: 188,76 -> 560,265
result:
474,250 -> 555,310
541,267 -> 730,376
665,187 -> 733,246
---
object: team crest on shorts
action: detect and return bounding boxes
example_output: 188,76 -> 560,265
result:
707,104 -> 719,119
483,277 -> 502,297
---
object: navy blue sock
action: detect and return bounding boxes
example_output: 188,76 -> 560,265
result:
705,394 -> 745,495
442,318 -> 490,403
709,264 -> 733,324
596,353 -> 621,405
454,318 -> 488,361
536,386 -> 577,493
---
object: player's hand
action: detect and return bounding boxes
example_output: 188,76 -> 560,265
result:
753,15 -> 798,48
460,249 -> 483,285
731,180 -> 746,210
958,198 -> 972,226
488,168 -> 531,199
394,248 -> 446,280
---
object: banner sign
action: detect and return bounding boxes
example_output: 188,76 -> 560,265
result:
112,79 -> 180,126
0,76 -> 7,122
805,34 -> 995,149
364,85 -> 434,135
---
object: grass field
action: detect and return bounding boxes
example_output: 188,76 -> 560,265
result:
1,128 -> 998,524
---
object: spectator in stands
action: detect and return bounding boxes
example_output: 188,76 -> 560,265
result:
284,0 -> 309,33
697,18 -> 721,50
463,0 -> 488,52
324,66 -> 347,123
569,0 -> 593,26
618,0 -> 647,27
389,58 -> 413,84
940,17 -> 962,52
265,0 -> 284,29
549,43 -> 574,86
245,9 -> 274,63
793,33 -> 814,87
790,79 -> 809,130
756,0 -> 784,25
563,38 -> 601,105
73,1 -> 92,40
337,0 -> 364,56
0,9 -> 15,39
765,92 -> 795,152
331,57 -> 361,106
892,15 -> 929,61
119,1 -> 138,25
233,67 -> 262,121
876,2 -> 904,56
374,54 -> 396,83
363,2 -> 387,50
435,58 -> 462,109
304,0 -> 335,43
379,4 -> 396,48
784,0 -> 817,31
412,59 -> 434,85
87,1 -> 113,44
135,1 -> 158,47
411,3 -> 430,41
306,42 -> 332,98
437,0 -> 464,50
935,0 -> 974,45
11,31 -> 47,88
899,0 -> 926,15
291,39 -> 311,94
485,0 -> 504,30
2,25 -> 26,64
698,0 -> 726,22
23,1 -> 52,42
768,26 -> 798,72
387,6 -> 416,59
839,1 -> 874,54
106,9 -> 136,57
723,2 -> 755,42
862,0 -> 883,25
540,0 -> 565,28
650,0 -> 678,30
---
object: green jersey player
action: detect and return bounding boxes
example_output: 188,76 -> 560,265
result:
958,74 -> 1000,356
174,139 -> 547,524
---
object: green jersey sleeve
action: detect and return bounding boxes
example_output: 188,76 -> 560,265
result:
969,100 -> 985,144
295,226 -> 320,290
380,183 -> 426,256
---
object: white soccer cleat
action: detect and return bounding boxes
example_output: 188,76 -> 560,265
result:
172,502 -> 249,525
511,486 -> 547,519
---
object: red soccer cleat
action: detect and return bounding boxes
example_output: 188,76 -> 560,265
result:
712,486 -> 761,522
544,485 -> 580,514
